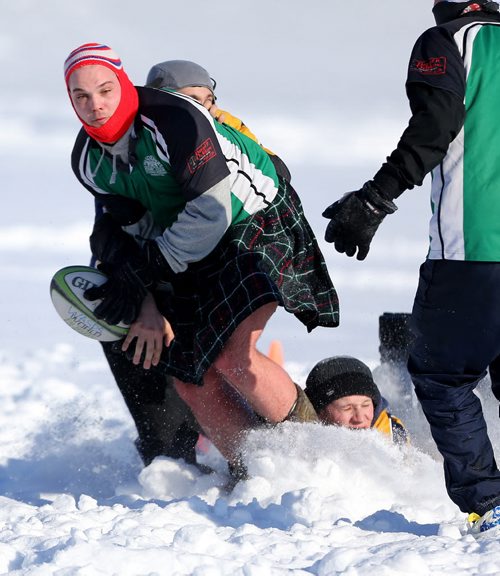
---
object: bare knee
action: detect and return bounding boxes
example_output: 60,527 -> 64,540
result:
173,368 -> 221,411
213,303 -> 277,373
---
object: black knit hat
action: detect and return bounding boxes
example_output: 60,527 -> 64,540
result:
304,356 -> 381,413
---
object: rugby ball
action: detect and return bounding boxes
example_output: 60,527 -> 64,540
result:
50,265 -> 129,342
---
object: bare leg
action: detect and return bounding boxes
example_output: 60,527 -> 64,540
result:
175,303 -> 316,463
174,368 -> 259,463
213,302 -> 298,422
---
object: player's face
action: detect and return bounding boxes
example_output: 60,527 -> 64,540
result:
68,65 -> 121,127
319,395 -> 374,429
177,86 -> 215,110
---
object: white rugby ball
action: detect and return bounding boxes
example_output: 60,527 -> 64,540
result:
50,265 -> 130,342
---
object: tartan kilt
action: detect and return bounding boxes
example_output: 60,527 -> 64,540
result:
157,178 -> 339,385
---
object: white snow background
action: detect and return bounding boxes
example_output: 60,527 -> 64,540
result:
1,1 -> 500,574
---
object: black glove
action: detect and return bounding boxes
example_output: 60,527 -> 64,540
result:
84,246 -> 174,326
323,181 -> 397,260
84,262 -> 148,325
86,214 -> 176,325
85,213 -> 150,325
90,212 -> 144,266
90,213 -> 174,283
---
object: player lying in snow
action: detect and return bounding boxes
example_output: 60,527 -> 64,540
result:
305,356 -> 409,444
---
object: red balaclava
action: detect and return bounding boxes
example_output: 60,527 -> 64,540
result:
64,43 -> 139,144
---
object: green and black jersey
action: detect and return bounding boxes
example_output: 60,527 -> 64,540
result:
72,87 -> 279,273
372,10 -> 500,262
424,17 -> 500,261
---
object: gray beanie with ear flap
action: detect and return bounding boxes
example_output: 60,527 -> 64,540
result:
305,356 -> 381,413
146,60 -> 215,93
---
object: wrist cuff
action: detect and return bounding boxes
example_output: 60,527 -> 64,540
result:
372,170 -> 405,201
362,182 -> 398,215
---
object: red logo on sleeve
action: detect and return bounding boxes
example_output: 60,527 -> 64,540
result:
187,138 -> 217,174
410,56 -> 447,75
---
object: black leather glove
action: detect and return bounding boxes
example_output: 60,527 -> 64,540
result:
84,262 -> 148,325
90,213 -> 174,283
84,246 -> 173,326
85,214 -> 149,325
323,181 -> 397,260
86,214 -> 174,325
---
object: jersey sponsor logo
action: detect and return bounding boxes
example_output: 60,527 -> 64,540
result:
462,3 -> 483,15
143,155 -> 168,176
410,56 -> 446,75
187,138 -> 217,174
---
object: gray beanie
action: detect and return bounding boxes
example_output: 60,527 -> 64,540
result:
146,60 -> 215,93
305,356 -> 381,413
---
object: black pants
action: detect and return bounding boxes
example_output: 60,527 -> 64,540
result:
101,342 -> 200,466
408,260 -> 500,516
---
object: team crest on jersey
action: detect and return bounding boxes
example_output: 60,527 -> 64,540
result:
143,155 -> 167,176
187,138 -> 217,174
410,56 -> 446,75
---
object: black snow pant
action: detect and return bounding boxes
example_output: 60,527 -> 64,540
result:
101,342 -> 200,466
408,260 -> 500,516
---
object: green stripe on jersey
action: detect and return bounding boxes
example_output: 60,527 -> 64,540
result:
463,25 -> 500,260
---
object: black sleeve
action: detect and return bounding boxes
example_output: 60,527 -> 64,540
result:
139,88 -> 231,202
407,26 -> 466,98
372,26 -> 466,199
170,113 -> 229,201
373,83 -> 465,198
89,211 -> 144,266
93,194 -> 147,226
